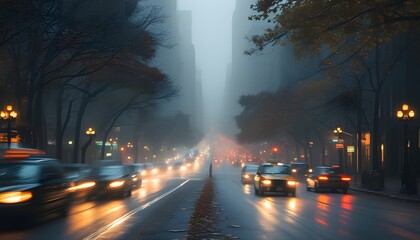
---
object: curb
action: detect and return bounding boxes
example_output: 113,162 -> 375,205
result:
349,187 -> 420,203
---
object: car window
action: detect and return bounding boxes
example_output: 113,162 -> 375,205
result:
291,164 -> 308,170
0,164 -> 40,182
262,165 -> 291,174
317,167 -> 342,174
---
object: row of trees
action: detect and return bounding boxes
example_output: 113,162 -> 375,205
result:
236,0 -> 420,171
0,0 -> 201,163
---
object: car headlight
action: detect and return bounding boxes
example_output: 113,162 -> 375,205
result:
69,181 -> 96,191
244,174 -> 250,179
262,179 -> 271,185
308,169 -> 313,173
292,169 -> 297,173
287,181 -> 297,186
109,181 -> 125,188
0,191 -> 33,204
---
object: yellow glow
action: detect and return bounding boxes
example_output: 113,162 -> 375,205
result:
319,176 -> 329,180
402,104 -> 409,111
397,111 -> 404,118
308,169 -> 313,173
341,177 -> 351,181
292,169 -> 297,173
409,110 -> 415,118
69,182 -> 96,191
9,111 -> 17,118
244,174 -> 250,179
262,179 -> 271,185
0,191 -> 32,204
109,181 -> 125,188
287,181 -> 297,186
6,105 -> 12,111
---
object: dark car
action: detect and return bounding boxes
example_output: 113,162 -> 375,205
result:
125,164 -> 143,189
62,164 -> 95,201
306,166 -> 351,193
254,163 -> 297,197
0,157 -> 73,222
87,165 -> 132,199
241,164 -> 259,184
290,162 -> 312,178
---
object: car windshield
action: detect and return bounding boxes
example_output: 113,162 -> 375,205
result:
318,167 -> 342,174
291,164 -> 308,170
244,166 -> 258,173
0,164 -> 40,182
91,167 -> 126,177
262,165 -> 291,174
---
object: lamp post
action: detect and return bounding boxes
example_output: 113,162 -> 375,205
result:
1,105 -> 18,149
333,127 -> 345,171
81,128 -> 95,164
397,104 -> 415,194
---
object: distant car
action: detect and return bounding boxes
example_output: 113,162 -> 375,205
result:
0,156 -> 73,222
241,164 -> 259,184
254,163 -> 297,197
306,166 -> 351,194
290,162 -> 312,177
87,165 -> 132,199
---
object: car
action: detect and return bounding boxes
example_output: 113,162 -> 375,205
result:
290,162 -> 312,178
254,163 -> 297,197
241,164 -> 259,184
62,163 -> 95,201
0,156 -> 73,223
306,166 -> 351,193
125,164 -> 143,189
87,165 -> 132,199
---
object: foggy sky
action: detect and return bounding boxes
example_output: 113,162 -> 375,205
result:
177,0 -> 235,134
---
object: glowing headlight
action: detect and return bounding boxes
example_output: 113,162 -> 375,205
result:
292,169 -> 297,173
152,168 -> 158,174
308,169 -> 313,173
109,181 -> 125,188
287,181 -> 297,186
262,179 -> 272,185
244,174 -> 250,179
69,181 -> 96,191
0,191 -> 33,204
180,166 -> 186,171
141,170 -> 146,176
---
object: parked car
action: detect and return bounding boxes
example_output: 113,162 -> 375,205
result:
87,165 -> 132,199
306,166 -> 351,193
0,156 -> 73,223
254,163 -> 297,197
241,164 -> 259,184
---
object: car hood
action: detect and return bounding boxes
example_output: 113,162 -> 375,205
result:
260,174 -> 295,181
0,183 -> 40,192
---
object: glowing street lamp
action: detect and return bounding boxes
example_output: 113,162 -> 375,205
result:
81,127 -> 96,164
396,104 -> 416,194
1,105 -> 18,148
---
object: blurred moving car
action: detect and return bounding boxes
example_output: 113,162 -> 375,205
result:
241,164 -> 259,184
0,155 -> 73,222
306,166 -> 351,193
290,162 -> 312,178
87,165 -> 132,199
125,164 -> 143,189
254,163 -> 297,197
62,163 -> 95,201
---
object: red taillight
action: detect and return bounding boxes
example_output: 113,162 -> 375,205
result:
341,177 -> 351,182
318,176 -> 329,180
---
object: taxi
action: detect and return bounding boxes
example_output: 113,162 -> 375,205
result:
254,162 -> 297,197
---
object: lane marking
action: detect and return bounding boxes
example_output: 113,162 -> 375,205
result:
83,179 -> 190,240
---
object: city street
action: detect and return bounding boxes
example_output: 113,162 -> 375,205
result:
212,163 -> 420,240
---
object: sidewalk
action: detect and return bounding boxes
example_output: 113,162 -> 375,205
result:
349,175 -> 420,203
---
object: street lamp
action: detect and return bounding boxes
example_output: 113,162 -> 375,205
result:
333,127 -> 345,170
396,104 -> 415,194
81,128 -> 95,164
1,105 -> 18,148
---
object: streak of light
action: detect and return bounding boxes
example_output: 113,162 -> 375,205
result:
84,179 -> 190,240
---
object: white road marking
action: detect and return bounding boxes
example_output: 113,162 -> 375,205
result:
83,179 -> 190,240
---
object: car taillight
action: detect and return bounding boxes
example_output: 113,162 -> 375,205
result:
318,176 -> 329,180
341,177 -> 351,182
